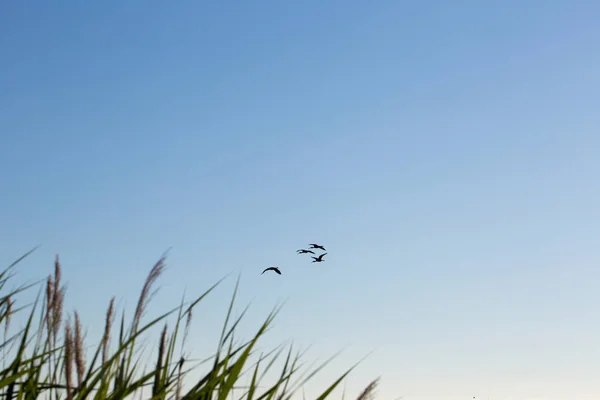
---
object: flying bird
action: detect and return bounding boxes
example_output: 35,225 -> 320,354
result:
311,253 -> 327,263
296,249 -> 315,254
262,267 -> 282,275
309,243 -> 326,251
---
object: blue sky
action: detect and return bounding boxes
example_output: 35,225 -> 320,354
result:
2,1 -> 600,399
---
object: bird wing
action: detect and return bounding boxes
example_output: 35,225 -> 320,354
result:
262,267 -> 274,274
275,268 -> 282,274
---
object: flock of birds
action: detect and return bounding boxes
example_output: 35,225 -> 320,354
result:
261,243 -> 327,275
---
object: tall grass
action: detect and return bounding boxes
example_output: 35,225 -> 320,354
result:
0,249 -> 378,400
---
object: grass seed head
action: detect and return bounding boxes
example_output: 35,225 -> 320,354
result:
103,296 -> 115,364
74,311 -> 86,387
64,318 -> 74,400
4,296 -> 12,335
133,256 -> 166,332
355,378 -> 379,400
45,275 -> 54,336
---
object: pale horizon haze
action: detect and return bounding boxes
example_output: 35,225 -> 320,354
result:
2,1 -> 600,399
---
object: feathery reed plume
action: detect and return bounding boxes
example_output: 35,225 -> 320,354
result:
64,318 -> 74,400
355,378 -> 379,400
103,296 -> 115,365
52,255 -> 65,343
159,324 -> 167,360
54,255 -> 61,299
45,274 -> 54,337
74,311 -> 86,387
185,308 -> 192,340
53,287 -> 65,345
4,296 -> 12,336
45,256 -> 65,347
153,324 -> 168,397
133,256 -> 166,332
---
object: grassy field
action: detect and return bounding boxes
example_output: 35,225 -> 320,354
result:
0,249 -> 378,400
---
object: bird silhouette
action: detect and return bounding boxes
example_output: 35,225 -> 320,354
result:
296,249 -> 315,254
309,243 -> 326,251
311,253 -> 327,263
262,266 -> 282,275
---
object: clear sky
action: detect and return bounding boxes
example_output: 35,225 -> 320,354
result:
2,1 -> 600,399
